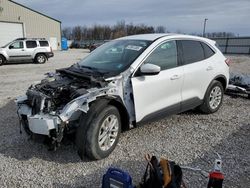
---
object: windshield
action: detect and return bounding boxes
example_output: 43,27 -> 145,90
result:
2,41 -> 12,48
77,39 -> 152,75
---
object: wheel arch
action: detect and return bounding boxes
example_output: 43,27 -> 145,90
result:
0,54 -> 7,65
202,75 -> 227,100
35,52 -> 48,59
213,74 -> 227,91
0,53 -> 7,60
199,76 -> 225,114
89,96 -> 130,132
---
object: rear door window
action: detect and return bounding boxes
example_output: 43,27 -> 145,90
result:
26,41 -> 37,48
39,41 -> 49,47
181,40 -> 205,64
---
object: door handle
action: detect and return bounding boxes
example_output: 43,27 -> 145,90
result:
21,49 -> 25,51
206,66 -> 213,71
170,75 -> 181,80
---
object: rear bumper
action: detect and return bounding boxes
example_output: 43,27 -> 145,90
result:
45,52 -> 54,58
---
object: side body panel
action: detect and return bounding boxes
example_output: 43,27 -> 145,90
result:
131,39 -> 183,122
132,67 -> 183,122
6,42 -> 31,62
181,59 -> 212,101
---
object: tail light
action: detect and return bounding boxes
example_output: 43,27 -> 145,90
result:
225,58 -> 232,66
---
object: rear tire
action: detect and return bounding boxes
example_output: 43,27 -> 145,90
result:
35,54 -> 47,64
199,80 -> 224,114
76,101 -> 121,160
0,55 -> 6,66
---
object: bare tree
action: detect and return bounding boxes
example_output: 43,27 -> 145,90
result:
81,26 -> 88,40
103,25 -> 112,39
72,26 -> 82,41
62,27 -> 72,39
155,26 -> 166,33
113,20 -> 127,38
62,21 -> 236,43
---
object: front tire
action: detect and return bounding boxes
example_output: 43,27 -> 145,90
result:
0,55 -> 6,66
199,80 -> 224,114
35,54 -> 47,64
76,104 -> 121,160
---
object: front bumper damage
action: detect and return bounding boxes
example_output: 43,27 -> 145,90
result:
16,94 -> 91,150
16,95 -> 60,136
17,103 -> 59,135
17,103 -> 65,150
15,87 -> 113,137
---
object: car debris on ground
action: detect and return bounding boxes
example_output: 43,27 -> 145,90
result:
226,73 -> 250,99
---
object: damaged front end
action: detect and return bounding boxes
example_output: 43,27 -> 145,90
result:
16,67 -> 113,149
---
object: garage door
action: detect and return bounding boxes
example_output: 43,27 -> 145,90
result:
49,37 -> 58,50
0,22 -> 24,47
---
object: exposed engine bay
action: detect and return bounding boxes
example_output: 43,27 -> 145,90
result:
27,73 -> 95,114
24,67 -> 109,115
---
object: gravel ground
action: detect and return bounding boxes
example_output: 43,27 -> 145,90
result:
227,55 -> 250,74
0,50 -> 249,187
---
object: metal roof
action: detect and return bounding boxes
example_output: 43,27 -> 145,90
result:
9,0 -> 61,23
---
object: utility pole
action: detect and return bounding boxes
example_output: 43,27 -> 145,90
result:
203,18 -> 208,37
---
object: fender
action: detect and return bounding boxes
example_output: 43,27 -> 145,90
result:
32,48 -> 48,59
202,74 -> 227,100
101,95 -> 131,131
59,87 -> 112,122
0,51 -> 8,61
213,74 -> 228,89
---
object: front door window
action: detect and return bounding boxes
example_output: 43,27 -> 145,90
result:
145,40 -> 178,70
9,41 -> 23,49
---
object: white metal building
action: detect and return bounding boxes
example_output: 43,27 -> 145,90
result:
0,0 -> 61,50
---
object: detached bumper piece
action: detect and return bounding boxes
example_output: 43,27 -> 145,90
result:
226,84 -> 250,99
226,73 -> 250,99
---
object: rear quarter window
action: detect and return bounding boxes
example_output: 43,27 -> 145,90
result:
39,41 -> 49,47
181,40 -> 205,64
201,42 -> 215,58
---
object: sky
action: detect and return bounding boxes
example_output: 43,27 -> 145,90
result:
15,0 -> 250,36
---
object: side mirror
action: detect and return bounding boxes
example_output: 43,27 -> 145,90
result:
140,63 -> 161,76
9,45 -> 14,49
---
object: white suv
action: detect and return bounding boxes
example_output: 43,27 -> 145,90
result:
0,38 -> 54,65
16,34 -> 229,160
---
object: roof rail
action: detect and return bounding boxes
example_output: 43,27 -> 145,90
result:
15,38 -> 26,40
14,38 -> 47,41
